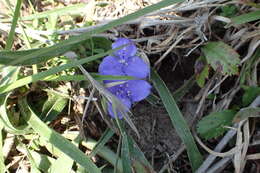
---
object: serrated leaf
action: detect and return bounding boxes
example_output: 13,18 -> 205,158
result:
233,107 -> 260,123
197,110 -> 236,139
202,41 -> 240,75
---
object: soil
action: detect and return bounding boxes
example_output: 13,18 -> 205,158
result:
130,55 -> 200,170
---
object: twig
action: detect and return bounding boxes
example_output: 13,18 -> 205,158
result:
206,157 -> 232,173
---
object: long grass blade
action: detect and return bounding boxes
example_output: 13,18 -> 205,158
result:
18,98 -> 101,173
5,0 -> 22,50
3,0 -> 184,66
151,69 -> 203,171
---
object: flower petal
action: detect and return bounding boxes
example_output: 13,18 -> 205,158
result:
107,96 -> 131,119
124,56 -> 150,79
127,80 -> 151,102
112,38 -> 137,57
98,56 -> 124,76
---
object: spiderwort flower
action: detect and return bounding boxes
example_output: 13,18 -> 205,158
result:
98,38 -> 151,118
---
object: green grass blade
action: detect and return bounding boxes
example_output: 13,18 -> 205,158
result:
121,133 -> 132,173
18,98 -> 101,173
128,136 -> 154,172
0,94 -> 30,135
231,10 -> 260,25
0,48 -> 74,66
0,124 -> 6,173
151,69 -> 203,171
30,150 -> 56,172
40,89 -> 68,122
0,50 -> 111,94
90,128 -> 114,157
5,0 -> 22,50
49,136 -> 81,173
21,3 -> 87,20
43,74 -> 134,82
3,0 -> 184,66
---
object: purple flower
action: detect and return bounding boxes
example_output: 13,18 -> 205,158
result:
98,38 -> 151,118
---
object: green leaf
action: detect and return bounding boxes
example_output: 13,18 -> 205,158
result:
151,69 -> 203,171
84,37 -> 112,53
220,5 -> 238,18
1,0 -> 184,66
196,65 -> 209,88
30,150 -> 56,172
40,89 -> 68,123
64,132 -> 123,173
43,74 -> 134,82
90,128 -> 114,157
18,98 -> 101,173
0,50 -> 111,94
233,107 -> 260,123
5,0 -> 22,50
49,136 -> 81,173
231,10 -> 260,25
21,3 -> 88,20
197,110 -> 236,139
202,41 -> 240,75
0,125 -> 6,173
121,133 -> 132,173
0,94 -> 30,135
0,47 -> 74,65
242,86 -> 260,106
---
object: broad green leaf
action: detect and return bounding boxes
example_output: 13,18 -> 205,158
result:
40,89 -> 68,123
197,110 -> 236,139
233,107 -> 260,123
18,98 -> 101,173
242,86 -> 260,106
151,69 -> 202,171
202,41 -> 240,75
24,147 -> 42,173
1,0 -> 184,66
5,0 -> 22,50
230,10 -> 260,25
49,135 -> 81,173
30,150 -> 56,172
